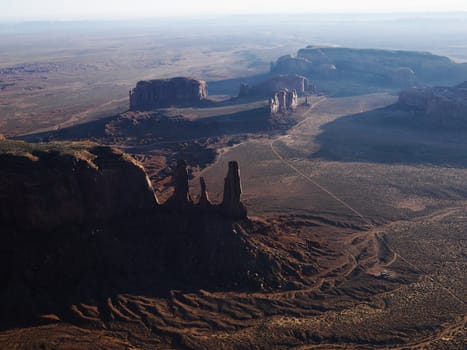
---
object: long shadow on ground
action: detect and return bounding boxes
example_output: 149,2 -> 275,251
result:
312,104 -> 467,168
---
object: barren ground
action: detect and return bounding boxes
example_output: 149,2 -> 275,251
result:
2,92 -> 466,349
1,20 -> 467,349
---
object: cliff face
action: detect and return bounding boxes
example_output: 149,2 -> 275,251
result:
239,74 -> 313,98
129,77 -> 208,110
271,46 -> 467,86
0,141 -> 158,232
269,89 -> 298,115
0,141 -> 261,327
398,82 -> 467,123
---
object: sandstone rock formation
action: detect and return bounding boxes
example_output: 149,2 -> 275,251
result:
197,177 -> 212,209
398,81 -> 467,124
221,161 -> 247,219
164,160 -> 246,217
129,77 -> 208,110
165,159 -> 193,208
271,54 -> 315,76
269,89 -> 298,114
0,140 -> 263,329
271,46 -> 467,86
239,74 -> 313,98
0,141 -> 158,232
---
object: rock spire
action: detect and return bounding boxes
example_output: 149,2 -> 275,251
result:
221,161 -> 247,219
166,160 -> 192,208
197,177 -> 212,209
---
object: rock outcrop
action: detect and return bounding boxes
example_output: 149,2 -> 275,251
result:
165,160 -> 193,208
269,89 -> 298,114
197,177 -> 212,209
0,140 -> 264,329
164,159 -> 247,218
2,140 -> 325,339
129,77 -> 208,110
239,74 -> 313,98
271,46 -> 467,86
221,161 -> 247,219
398,81 -> 467,124
0,141 -> 158,232
271,55 -> 315,76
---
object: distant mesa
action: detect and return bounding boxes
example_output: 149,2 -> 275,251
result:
271,46 -> 467,87
269,89 -> 298,115
239,74 -> 314,98
398,81 -> 467,124
129,77 -> 208,110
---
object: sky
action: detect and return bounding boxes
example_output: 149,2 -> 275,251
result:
2,0 -> 467,20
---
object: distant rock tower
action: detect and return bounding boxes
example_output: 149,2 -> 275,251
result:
221,161 -> 247,219
269,89 -> 298,115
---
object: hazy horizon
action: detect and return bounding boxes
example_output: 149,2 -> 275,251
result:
2,0 -> 467,21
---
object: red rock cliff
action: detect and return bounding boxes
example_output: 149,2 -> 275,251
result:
129,77 -> 208,110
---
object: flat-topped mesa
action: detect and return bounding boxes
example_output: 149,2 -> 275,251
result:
129,77 -> 208,110
221,161 -> 247,219
269,89 -> 298,115
166,160 -> 193,208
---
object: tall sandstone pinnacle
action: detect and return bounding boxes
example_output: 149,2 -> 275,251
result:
197,177 -> 212,209
222,161 -> 247,219
269,89 -> 298,115
165,160 -> 247,218
166,160 -> 192,208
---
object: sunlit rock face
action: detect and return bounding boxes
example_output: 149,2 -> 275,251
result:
130,77 -> 208,110
269,89 -> 298,115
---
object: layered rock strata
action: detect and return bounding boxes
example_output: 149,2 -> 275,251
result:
271,46 -> 467,86
269,89 -> 298,114
129,77 -> 208,110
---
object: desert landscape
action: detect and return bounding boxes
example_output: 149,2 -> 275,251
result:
0,9 -> 466,350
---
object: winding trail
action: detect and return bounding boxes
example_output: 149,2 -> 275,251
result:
269,97 -> 467,308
